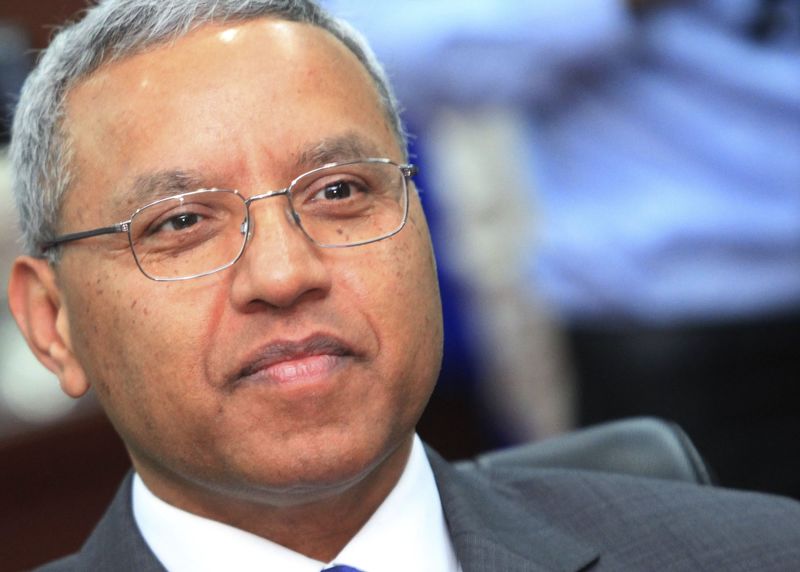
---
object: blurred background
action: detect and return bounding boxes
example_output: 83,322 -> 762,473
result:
1,0 -> 799,569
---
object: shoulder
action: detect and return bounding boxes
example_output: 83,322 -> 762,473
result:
484,466 -> 800,567
431,447 -> 800,569
32,473 -> 165,572
32,554 -> 81,572
489,465 -> 800,521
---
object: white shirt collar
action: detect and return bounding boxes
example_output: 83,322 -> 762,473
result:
133,435 -> 462,572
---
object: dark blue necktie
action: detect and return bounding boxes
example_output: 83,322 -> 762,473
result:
323,566 -> 364,572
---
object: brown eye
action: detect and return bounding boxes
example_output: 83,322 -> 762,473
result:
167,213 -> 200,230
154,212 -> 202,234
321,181 -> 353,200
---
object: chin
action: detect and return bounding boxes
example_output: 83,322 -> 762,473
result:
208,443 -> 392,507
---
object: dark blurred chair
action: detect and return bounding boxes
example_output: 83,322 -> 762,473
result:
459,417 -> 714,485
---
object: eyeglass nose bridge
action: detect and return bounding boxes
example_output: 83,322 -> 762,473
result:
240,186 -> 304,241
239,187 -> 315,256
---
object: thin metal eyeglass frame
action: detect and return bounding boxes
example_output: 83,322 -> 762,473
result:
39,158 -> 417,281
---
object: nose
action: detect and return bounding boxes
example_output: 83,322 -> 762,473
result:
229,194 -> 331,310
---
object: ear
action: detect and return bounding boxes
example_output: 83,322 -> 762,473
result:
7,256 -> 90,398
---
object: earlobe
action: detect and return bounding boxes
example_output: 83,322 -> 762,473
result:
7,256 -> 91,398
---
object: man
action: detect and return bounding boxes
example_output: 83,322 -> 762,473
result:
6,1 -> 800,570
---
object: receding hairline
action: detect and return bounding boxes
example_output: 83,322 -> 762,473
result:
61,16 -> 399,133
69,16 -> 368,84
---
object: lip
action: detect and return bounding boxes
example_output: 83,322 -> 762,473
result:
228,334 -> 356,390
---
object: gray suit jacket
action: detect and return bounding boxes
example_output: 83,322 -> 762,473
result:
37,448 -> 800,571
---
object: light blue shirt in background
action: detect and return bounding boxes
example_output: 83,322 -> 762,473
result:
325,0 -> 800,325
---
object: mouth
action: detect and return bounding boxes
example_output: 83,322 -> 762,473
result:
230,335 -> 355,389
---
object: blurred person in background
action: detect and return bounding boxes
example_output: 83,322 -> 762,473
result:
325,0 -> 800,498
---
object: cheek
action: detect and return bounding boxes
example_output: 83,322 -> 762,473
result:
72,282 -> 229,475
65,265 -> 220,423
339,204 -> 442,383
393,203 -> 441,320
402,211 -> 443,365
67,268 -> 134,380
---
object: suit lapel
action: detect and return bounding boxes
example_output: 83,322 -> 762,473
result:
427,448 -> 600,572
73,473 -> 166,571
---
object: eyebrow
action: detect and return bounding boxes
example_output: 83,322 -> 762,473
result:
294,132 -> 384,170
120,170 -> 206,212
117,133 -> 386,211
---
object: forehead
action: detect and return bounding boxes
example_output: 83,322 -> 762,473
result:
62,18 -> 400,212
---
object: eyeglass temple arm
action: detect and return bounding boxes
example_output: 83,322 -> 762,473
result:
40,222 -> 130,253
401,165 -> 417,178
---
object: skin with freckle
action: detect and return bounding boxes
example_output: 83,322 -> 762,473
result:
45,19 -> 442,529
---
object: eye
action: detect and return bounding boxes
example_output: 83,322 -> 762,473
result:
152,212 -> 204,234
314,181 -> 357,201
164,213 -> 201,231
294,169 -> 377,212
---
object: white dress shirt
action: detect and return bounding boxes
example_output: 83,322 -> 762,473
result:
133,435 -> 462,572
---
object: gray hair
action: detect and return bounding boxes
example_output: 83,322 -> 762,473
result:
10,0 -> 406,258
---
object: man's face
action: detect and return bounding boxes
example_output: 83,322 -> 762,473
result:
53,19 -> 442,504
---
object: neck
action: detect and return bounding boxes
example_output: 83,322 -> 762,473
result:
132,436 -> 414,561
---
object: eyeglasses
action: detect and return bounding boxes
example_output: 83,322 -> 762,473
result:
41,158 -> 417,281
